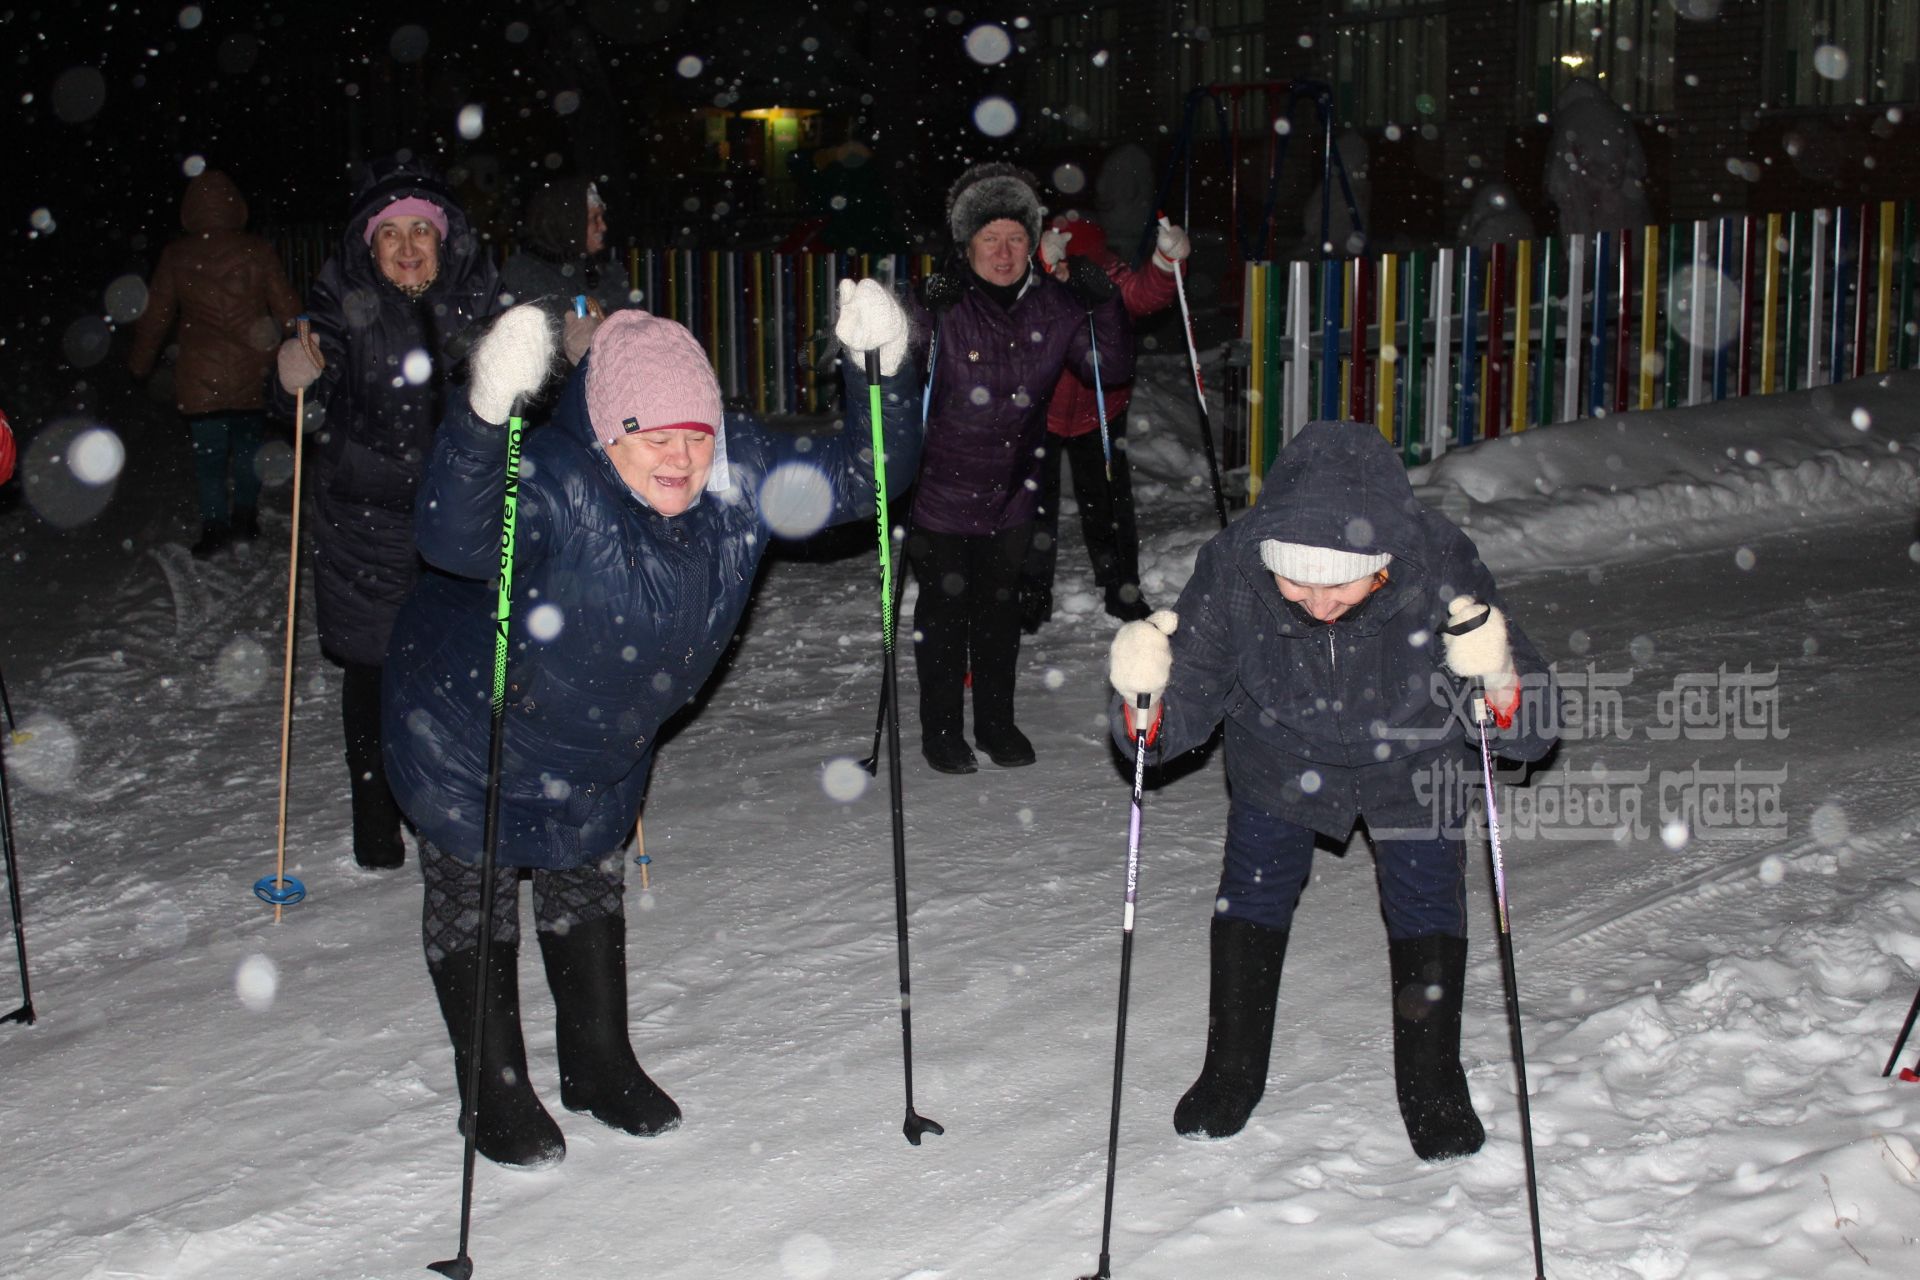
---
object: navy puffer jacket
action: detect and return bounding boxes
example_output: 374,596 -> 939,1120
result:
1113,421 -> 1559,839
382,356 -> 921,870
271,156 -> 501,666
909,268 -> 1131,535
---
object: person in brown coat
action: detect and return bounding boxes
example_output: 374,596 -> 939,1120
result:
129,169 -> 302,557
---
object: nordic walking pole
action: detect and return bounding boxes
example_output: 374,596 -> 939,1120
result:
1088,315 -> 1114,481
865,345 -> 943,1146
1447,600 -> 1545,1279
859,324 -> 938,776
0,728 -> 34,1026
430,412 -> 527,1280
257,316 -> 314,920
1472,693 -> 1545,1279
1077,692 -> 1154,1280
859,548 -> 911,775
1161,215 -> 1230,530
634,813 -> 651,892
0,664 -> 23,741
1883,985 -> 1920,1078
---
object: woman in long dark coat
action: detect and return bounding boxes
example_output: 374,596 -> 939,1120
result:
273,155 -> 501,869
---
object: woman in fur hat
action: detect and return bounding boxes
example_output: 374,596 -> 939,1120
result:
380,284 -> 920,1168
905,161 -> 1135,774
1108,419 -> 1560,1162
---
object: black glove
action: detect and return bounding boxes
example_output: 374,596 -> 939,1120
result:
1064,255 -> 1118,307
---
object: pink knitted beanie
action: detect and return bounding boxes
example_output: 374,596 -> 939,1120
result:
362,196 -> 450,245
585,311 -> 724,447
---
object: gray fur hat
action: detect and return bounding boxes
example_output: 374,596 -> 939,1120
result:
946,162 -> 1044,248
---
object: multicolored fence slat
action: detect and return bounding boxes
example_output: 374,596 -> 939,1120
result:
1230,203 -> 1920,489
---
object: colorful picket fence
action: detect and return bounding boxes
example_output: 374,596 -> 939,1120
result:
1236,201 -> 1920,498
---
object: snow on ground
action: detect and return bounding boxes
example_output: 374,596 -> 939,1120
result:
0,356 -> 1917,1279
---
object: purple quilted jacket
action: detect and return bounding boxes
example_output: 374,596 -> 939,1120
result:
909,270 -> 1132,535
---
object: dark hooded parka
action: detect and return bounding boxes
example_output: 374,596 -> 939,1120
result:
271,155 -> 501,667
1114,420 -> 1559,839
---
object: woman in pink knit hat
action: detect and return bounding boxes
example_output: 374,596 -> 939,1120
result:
270,154 -> 499,871
379,285 -> 920,1168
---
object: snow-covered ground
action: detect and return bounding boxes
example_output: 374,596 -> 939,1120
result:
1,354 -> 1918,1279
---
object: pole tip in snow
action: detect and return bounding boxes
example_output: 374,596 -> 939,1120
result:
1901,1067 -> 1920,1082
903,1108 -> 945,1146
427,1255 -> 473,1279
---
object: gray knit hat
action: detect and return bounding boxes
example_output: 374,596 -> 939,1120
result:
1259,540 -> 1392,586
946,162 -> 1044,248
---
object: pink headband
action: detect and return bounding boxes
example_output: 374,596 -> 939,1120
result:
363,196 -> 449,245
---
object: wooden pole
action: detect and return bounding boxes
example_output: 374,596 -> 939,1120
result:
270,319 -> 312,923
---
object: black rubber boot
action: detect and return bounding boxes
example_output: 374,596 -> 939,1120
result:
428,944 -> 566,1168
921,731 -> 978,774
1389,934 -> 1485,1161
974,722 -> 1035,767
540,915 -> 682,1137
1174,918 -> 1290,1139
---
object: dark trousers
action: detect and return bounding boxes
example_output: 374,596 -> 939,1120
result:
1217,799 -> 1468,941
187,411 -> 266,531
1024,423 -> 1142,601
907,523 -> 1034,741
341,661 -> 404,860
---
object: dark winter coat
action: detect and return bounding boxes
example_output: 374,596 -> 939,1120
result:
127,171 -> 302,415
498,174 -> 632,318
381,357 -> 923,870
1113,421 -> 1559,839
910,267 -> 1132,536
270,157 -> 501,667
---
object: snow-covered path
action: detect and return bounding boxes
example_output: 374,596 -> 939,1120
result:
1,367 -> 1917,1278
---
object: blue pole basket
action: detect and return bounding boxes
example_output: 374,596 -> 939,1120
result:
254,874 -> 307,906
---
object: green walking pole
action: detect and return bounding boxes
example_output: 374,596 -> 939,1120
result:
430,413 -> 526,1280
866,350 -> 943,1147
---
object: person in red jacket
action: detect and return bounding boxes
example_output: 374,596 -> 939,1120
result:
0,407 -> 15,487
1021,211 -> 1190,629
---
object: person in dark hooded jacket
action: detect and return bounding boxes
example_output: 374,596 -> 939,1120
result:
500,174 -> 632,338
1108,419 -> 1559,1163
906,161 -> 1133,775
380,283 -> 920,1169
271,154 -> 501,870
128,169 -> 302,556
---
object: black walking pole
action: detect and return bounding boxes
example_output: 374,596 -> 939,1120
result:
864,349 -> 943,1145
1077,693 -> 1154,1280
0,716 -> 35,1027
1883,985 -> 1920,1079
1161,217 -> 1231,530
429,413 -> 527,1280
1474,699 -> 1546,1279
859,544 -> 911,775
1446,607 -> 1545,1279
